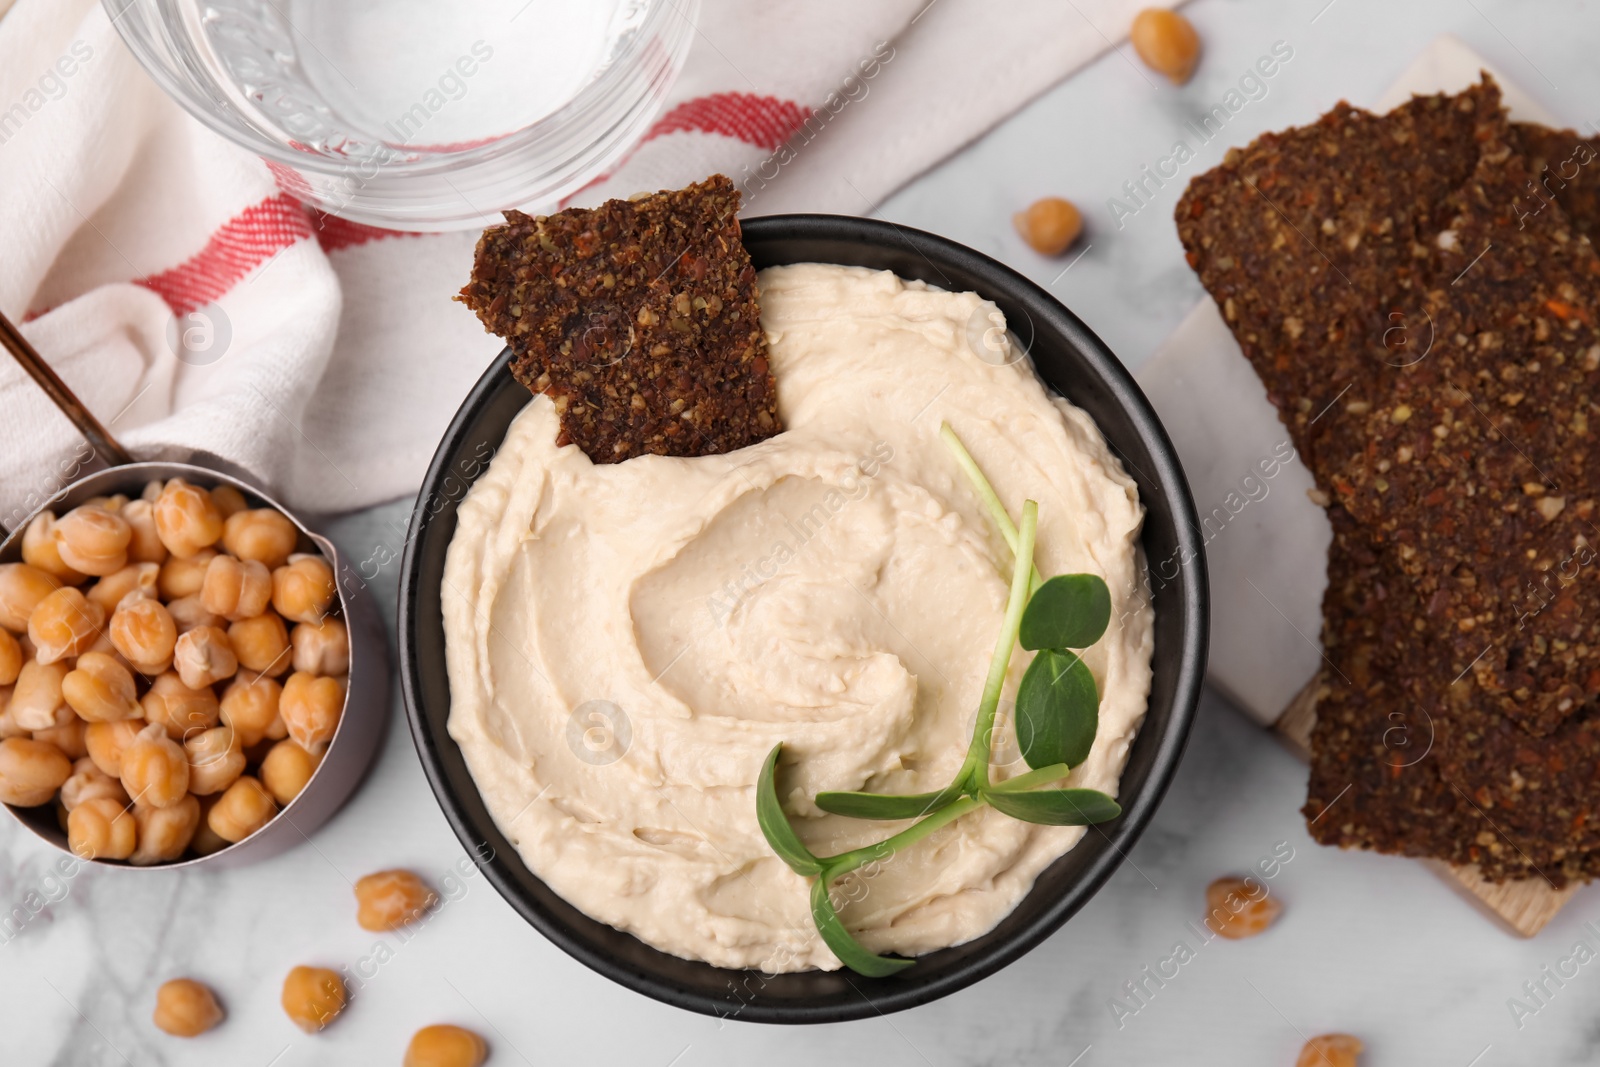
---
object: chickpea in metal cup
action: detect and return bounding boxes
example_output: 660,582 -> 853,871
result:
0,480 -> 349,864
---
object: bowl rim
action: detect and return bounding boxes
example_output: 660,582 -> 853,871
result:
398,213 -> 1208,1022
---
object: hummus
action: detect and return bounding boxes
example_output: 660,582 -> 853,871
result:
443,263 -> 1153,971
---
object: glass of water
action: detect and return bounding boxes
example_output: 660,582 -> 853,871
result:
108,0 -> 698,231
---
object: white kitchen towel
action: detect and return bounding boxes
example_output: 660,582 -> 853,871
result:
0,0 -> 1178,521
1133,37 -> 1562,725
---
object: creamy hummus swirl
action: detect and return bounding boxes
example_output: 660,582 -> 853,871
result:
443,263 -> 1153,971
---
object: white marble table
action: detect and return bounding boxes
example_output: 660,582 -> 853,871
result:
10,0 -> 1600,1062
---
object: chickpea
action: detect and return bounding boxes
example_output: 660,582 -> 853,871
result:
158,549 -> 217,601
0,628 -> 21,686
121,722 -> 190,809
141,672 -> 221,740
141,480 -> 164,504
63,653 -> 140,723
83,494 -> 129,513
68,795 -> 137,859
279,673 -> 344,756
290,618 -> 350,677
174,626 -> 238,690
219,672 -> 284,747
210,484 -> 249,520
164,595 -> 221,636
131,794 -> 201,866
201,556 -> 272,621
1296,1034 -> 1363,1067
260,738 -> 320,805
86,562 -> 160,613
110,594 -> 177,675
11,659 -> 71,731
228,611 -> 291,676
354,869 -> 438,932
1014,197 -> 1083,257
152,977 -> 223,1037
1204,875 -> 1282,939
272,555 -> 336,625
223,508 -> 299,569
0,698 -> 21,740
0,736 -> 72,805
208,775 -> 276,842
61,756 -> 129,810
185,726 -> 245,796
1130,8 -> 1200,85
85,718 -> 145,778
405,1025 -> 489,1067
120,499 -> 169,565
189,794 -> 229,856
22,513 -> 86,583
53,505 -> 133,577
0,563 -> 62,633
281,966 -> 346,1034
34,717 -> 88,760
29,587 -> 106,664
153,479 -> 224,559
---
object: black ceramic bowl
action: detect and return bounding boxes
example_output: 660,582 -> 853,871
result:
399,215 -> 1207,1023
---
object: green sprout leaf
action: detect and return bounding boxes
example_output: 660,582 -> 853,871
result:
815,786 -> 963,821
1014,649 -> 1099,770
1018,574 -> 1111,651
982,787 -> 1122,826
809,876 -> 914,977
756,744 -> 822,876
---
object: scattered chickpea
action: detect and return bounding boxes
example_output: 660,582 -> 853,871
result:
63,653 -> 141,723
121,722 -> 190,809
53,505 -> 132,577
229,611 -> 291,676
121,499 -> 169,565
153,479 -> 225,559
158,549 -> 217,601
110,594 -> 178,674
223,508 -> 299,569
174,626 -> 238,690
272,556 -> 336,625
405,1024 -> 489,1067
33,717 -> 87,760
22,513 -> 86,583
208,775 -> 276,842
280,673 -> 345,756
28,587 -> 106,664
60,757 -> 129,811
1204,875 -> 1282,939
152,977 -> 223,1037
141,672 -> 221,739
86,562 -> 161,613
0,628 -> 20,686
131,794 -> 201,865
1296,1034 -> 1363,1067
209,484 -> 249,520
185,726 -> 246,796
1130,8 -> 1201,85
281,965 -> 347,1033
85,718 -> 146,778
11,659 -> 72,731
166,595 -> 223,635
68,795 -> 137,859
201,555 -> 272,621
0,563 -> 62,632
291,618 -> 349,677
0,736 -> 72,806
219,672 -> 284,747
1013,197 -> 1083,257
260,738 -> 320,805
354,869 -> 439,932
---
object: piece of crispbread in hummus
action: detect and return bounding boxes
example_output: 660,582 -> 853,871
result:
458,174 -> 782,462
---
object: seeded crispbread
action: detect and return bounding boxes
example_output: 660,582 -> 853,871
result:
459,174 -> 781,462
